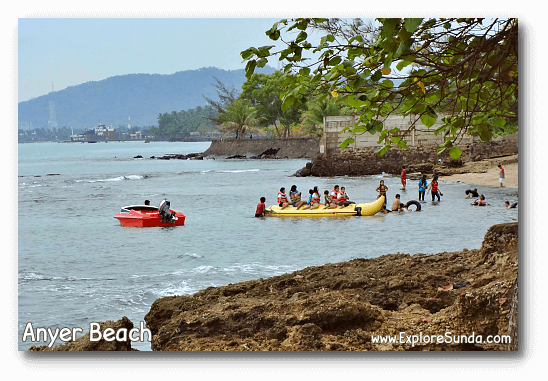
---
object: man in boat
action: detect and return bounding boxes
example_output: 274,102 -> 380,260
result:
336,186 -> 355,207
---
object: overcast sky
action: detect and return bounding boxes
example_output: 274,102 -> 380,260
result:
17,17 -> 319,103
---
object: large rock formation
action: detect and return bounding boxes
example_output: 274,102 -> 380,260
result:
144,222 -> 518,351
295,138 -> 518,177
203,138 -> 320,159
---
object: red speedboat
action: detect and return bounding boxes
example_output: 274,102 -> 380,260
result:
114,201 -> 185,227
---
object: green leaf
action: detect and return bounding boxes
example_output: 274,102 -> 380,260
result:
328,56 -> 342,66
244,60 -> 256,79
347,96 -> 367,109
404,18 -> 423,33
479,124 -> 493,142
371,69 -> 383,82
396,60 -> 413,71
340,137 -> 355,149
493,117 -> 506,128
394,38 -> 414,59
381,79 -> 394,89
281,95 -> 297,112
420,112 -> 437,127
241,48 -> 255,61
257,45 -> 275,57
295,31 -> 308,43
397,139 -> 409,150
299,67 -> 311,76
448,147 -> 463,159
383,52 -> 394,69
376,145 -> 390,156
425,93 -> 439,104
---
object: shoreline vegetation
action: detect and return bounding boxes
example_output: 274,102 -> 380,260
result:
27,139 -> 519,352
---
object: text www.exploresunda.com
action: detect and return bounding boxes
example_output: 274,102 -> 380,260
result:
371,332 -> 511,347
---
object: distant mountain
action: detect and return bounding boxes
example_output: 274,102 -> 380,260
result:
18,66 -> 277,130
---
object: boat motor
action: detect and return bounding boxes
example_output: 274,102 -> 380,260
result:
158,199 -> 178,223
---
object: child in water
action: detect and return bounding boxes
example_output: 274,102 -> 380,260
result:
418,175 -> 428,201
471,194 -> 487,206
255,197 -> 270,217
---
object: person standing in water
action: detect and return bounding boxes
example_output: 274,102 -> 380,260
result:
400,166 -> 407,190
376,180 -> 388,206
418,174 -> 428,201
427,175 -> 442,202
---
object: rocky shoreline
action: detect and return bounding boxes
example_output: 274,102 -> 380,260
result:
30,222 -> 518,351
294,137 -> 518,178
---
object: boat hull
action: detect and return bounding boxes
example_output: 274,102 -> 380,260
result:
266,196 -> 385,217
114,209 -> 185,227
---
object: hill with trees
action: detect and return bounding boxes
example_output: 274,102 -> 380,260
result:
18,66 -> 276,131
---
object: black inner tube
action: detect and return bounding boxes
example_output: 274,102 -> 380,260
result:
465,189 -> 479,197
405,200 -> 421,211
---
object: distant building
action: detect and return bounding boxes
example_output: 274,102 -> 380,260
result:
130,131 -> 142,139
94,124 -> 117,139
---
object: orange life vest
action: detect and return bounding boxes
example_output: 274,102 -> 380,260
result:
277,192 -> 288,204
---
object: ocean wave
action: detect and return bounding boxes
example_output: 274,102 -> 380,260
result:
176,253 -> 204,259
76,175 -> 145,183
18,272 -> 63,282
218,169 -> 260,173
18,272 -> 104,283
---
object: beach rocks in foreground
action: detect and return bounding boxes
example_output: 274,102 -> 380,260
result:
145,222 -> 518,351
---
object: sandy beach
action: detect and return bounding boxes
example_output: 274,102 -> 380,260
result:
439,156 -> 518,189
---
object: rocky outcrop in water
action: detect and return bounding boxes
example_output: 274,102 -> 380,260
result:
144,222 -> 518,351
203,138 -> 320,159
152,152 -> 204,160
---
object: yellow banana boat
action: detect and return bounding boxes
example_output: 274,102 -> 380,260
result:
266,196 -> 385,217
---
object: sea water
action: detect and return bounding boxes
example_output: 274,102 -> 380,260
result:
18,141 -> 518,351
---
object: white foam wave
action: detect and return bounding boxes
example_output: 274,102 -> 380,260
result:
219,169 -> 260,173
177,252 -> 204,259
76,175 -> 144,183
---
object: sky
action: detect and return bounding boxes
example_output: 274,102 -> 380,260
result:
17,18 -> 307,103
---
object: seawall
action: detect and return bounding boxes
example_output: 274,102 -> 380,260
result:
203,138 -> 320,159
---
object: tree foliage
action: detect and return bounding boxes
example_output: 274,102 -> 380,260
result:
241,18 -> 518,157
203,77 -> 240,125
301,96 -> 353,134
157,105 -> 217,138
218,99 -> 263,139
239,71 -> 306,138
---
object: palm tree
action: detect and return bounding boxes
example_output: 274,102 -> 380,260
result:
219,99 -> 265,139
302,97 -> 353,135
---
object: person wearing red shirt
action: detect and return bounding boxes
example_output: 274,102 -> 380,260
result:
401,166 -> 407,190
255,197 -> 270,217
427,175 -> 443,202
